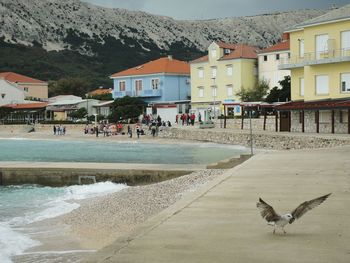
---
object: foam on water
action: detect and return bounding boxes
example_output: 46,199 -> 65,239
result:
0,182 -> 128,263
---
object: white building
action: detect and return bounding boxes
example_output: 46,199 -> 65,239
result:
258,38 -> 291,89
0,79 -> 25,106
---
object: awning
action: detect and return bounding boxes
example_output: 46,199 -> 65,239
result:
275,99 -> 350,111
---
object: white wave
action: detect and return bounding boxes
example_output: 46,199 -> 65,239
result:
63,181 -> 128,200
1,182 -> 128,262
0,223 -> 40,263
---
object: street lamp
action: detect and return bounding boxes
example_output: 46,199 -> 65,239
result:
85,93 -> 89,123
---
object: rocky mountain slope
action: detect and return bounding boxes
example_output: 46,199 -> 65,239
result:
0,0 -> 326,90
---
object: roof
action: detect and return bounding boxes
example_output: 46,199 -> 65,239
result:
111,57 -> 190,78
288,4 -> 350,31
190,42 -> 258,64
259,40 -> 290,54
93,101 -> 114,107
88,88 -> 112,96
275,99 -> 350,110
48,99 -> 84,106
0,72 -> 46,84
220,44 -> 258,60
3,102 -> 48,109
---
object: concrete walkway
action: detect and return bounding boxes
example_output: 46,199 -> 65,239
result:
86,146 -> 350,263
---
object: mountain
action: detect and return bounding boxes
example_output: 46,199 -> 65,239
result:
0,0 -> 326,91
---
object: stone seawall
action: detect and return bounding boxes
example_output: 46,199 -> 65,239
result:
158,128 -> 350,150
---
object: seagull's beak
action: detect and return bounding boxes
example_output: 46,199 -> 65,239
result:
289,217 -> 295,224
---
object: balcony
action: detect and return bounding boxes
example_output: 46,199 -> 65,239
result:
139,89 -> 162,98
113,90 -> 132,98
279,48 -> 350,70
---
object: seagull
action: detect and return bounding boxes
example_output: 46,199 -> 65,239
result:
257,193 -> 331,234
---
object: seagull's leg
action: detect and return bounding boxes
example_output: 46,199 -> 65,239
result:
282,227 -> 286,234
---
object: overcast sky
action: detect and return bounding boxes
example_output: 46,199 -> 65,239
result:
82,0 -> 349,20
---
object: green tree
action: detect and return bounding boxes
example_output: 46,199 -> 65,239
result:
265,76 -> 291,103
68,107 -> 87,119
109,96 -> 146,122
88,92 -> 113,101
49,78 -> 90,97
236,79 -> 270,102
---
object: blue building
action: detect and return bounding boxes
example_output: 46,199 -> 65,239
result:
110,56 -> 191,121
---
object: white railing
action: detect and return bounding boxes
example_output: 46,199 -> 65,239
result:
279,48 -> 350,68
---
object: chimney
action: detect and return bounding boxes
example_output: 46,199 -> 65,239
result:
282,33 -> 290,41
168,55 -> 173,60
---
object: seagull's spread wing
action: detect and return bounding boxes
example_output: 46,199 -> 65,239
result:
257,198 -> 280,222
289,193 -> 331,224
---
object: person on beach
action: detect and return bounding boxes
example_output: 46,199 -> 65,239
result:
53,125 -> 56,135
136,124 -> 141,139
127,125 -> 132,138
63,126 -> 66,135
151,122 -> 156,137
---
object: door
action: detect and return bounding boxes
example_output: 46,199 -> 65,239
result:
316,34 -> 329,59
279,111 -> 290,132
341,31 -> 350,56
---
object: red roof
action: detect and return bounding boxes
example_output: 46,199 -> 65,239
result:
275,99 -> 350,110
3,102 -> 48,109
220,44 -> 258,60
0,72 -> 46,84
111,57 -> 190,78
259,40 -> 290,54
191,42 -> 258,63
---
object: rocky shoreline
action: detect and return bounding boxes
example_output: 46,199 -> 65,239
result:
61,169 -> 226,250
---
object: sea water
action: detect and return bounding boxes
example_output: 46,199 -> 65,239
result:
0,138 -> 248,164
0,182 -> 128,263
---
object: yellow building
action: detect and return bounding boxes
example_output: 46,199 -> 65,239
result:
277,4 -> 350,134
190,42 -> 258,118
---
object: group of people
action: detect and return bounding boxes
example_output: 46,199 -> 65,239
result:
53,125 -> 66,135
176,113 -> 200,126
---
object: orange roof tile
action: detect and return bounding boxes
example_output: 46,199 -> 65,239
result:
259,40 -> 290,54
191,43 -> 258,64
220,44 -> 259,60
111,57 -> 190,78
3,102 -> 48,109
88,88 -> 112,96
0,72 -> 46,84
190,55 -> 209,64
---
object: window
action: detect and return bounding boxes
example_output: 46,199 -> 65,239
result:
23,87 -> 29,92
227,85 -> 233,97
316,34 -> 329,59
211,49 -> 217,58
341,31 -> 350,55
276,54 -> 280,60
135,80 -> 142,95
198,87 -> 204,98
198,68 -> 204,78
300,77 -> 304,96
151,78 -> 160,89
212,87 -> 217,97
1,93 -> 5,99
226,65 -> 233,76
211,67 -> 217,78
263,55 -> 268,62
319,110 -> 331,123
341,73 -> 350,92
299,39 -> 304,58
119,81 -> 126,91
315,75 -> 329,95
288,52 -> 291,59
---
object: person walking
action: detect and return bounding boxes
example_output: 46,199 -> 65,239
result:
53,125 -> 56,135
